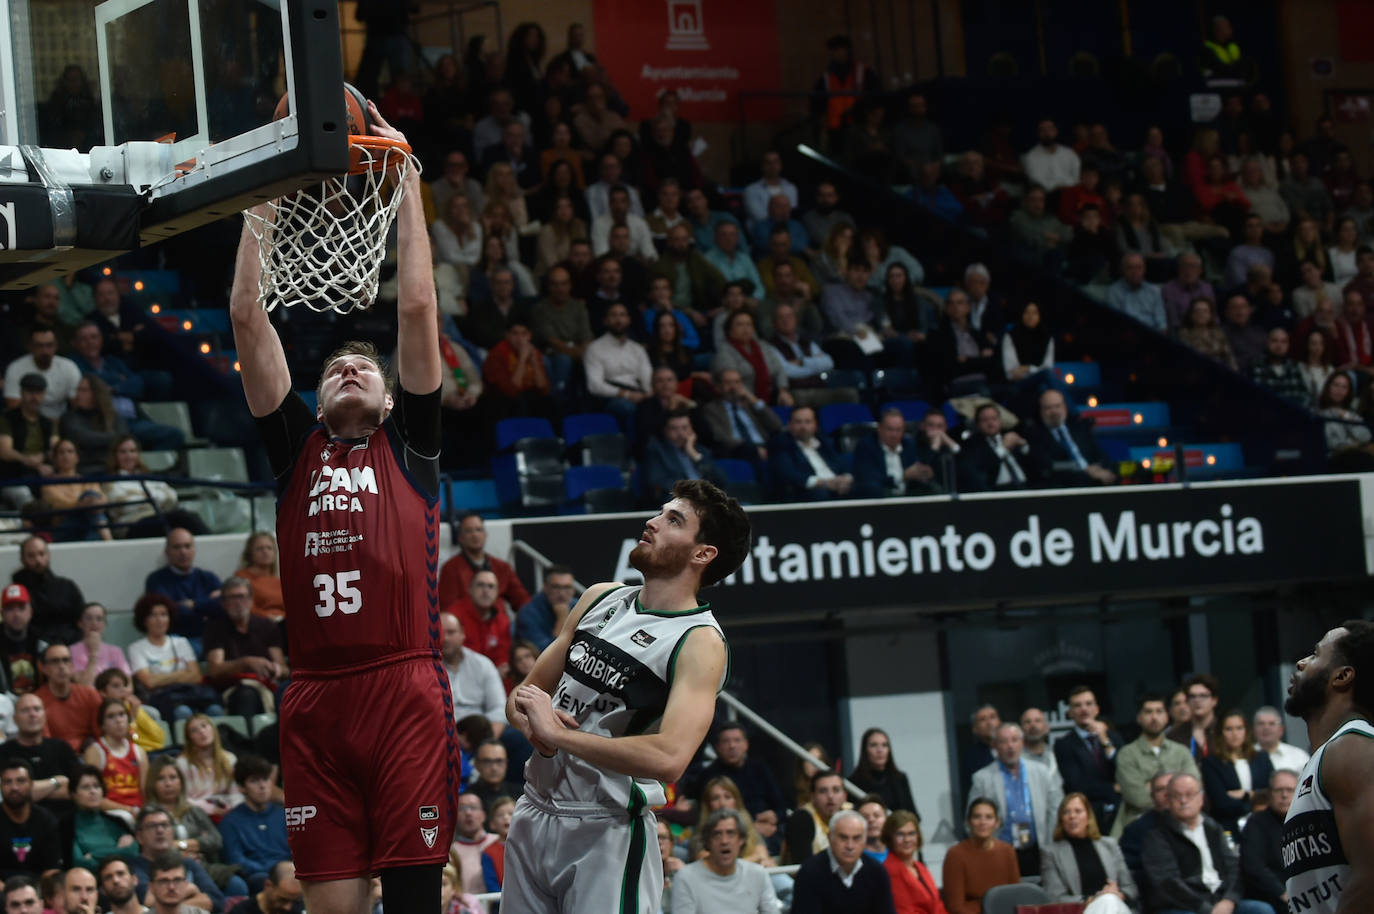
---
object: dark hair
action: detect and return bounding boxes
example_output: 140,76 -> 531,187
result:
232,754 -> 273,786
670,479 -> 751,588
1318,370 -> 1356,409
881,809 -> 922,851
2,875 -> 37,899
967,796 -> 1000,820
0,758 -> 31,779
1335,619 -> 1374,714
96,855 -> 130,880
318,341 -> 393,401
135,803 -> 173,831
851,727 -> 902,781
132,593 -> 177,633
1067,684 -> 1095,702
456,714 -> 494,747
94,668 -> 130,692
847,254 -> 871,272
73,764 -> 104,793
811,768 -> 844,791
148,853 -> 186,881
1136,692 -> 1166,713
713,722 -> 747,745
96,698 -> 128,731
1183,673 -> 1220,698
39,642 -> 69,664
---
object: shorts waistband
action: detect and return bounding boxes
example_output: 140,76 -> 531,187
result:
292,649 -> 438,680
518,788 -> 639,820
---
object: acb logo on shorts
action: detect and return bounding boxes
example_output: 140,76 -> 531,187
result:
285,805 -> 318,828
418,806 -> 439,821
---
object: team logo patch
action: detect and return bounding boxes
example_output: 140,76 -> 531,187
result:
1298,775 -> 1314,798
420,826 -> 438,848
630,629 -> 656,648
419,806 -> 439,821
568,642 -> 588,664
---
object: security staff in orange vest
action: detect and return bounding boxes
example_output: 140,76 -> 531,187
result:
811,36 -> 879,148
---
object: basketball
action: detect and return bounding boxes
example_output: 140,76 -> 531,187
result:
272,82 -> 370,135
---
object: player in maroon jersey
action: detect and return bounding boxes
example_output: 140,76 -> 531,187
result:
228,103 -> 454,914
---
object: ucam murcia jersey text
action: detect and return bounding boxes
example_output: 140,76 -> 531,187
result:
523,585 -> 728,814
276,418 -> 442,673
1282,717 -> 1374,914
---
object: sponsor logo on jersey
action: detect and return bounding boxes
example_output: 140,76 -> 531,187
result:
420,825 -> 438,848
631,629 -> 656,648
567,641 -> 631,691
419,806 -> 438,821
304,529 -> 365,557
1298,774 -> 1314,798
1282,811 -> 1348,879
285,805 -> 318,828
306,464 -> 378,516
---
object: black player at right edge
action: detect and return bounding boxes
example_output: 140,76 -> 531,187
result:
503,479 -> 750,913
1281,620 -> 1374,914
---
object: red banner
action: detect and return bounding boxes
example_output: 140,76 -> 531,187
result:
592,0 -> 780,122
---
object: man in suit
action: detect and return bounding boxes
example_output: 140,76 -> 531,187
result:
957,402 -> 1033,492
700,368 -> 781,480
852,409 -> 939,498
634,367 -> 697,458
768,405 -> 853,501
969,722 -> 1063,877
1054,685 -> 1125,833
1027,389 -> 1116,487
1141,773 -> 1269,914
642,409 -> 725,503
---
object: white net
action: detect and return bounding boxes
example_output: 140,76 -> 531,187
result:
243,140 -> 420,313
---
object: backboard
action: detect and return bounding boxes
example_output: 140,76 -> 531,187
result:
0,0 -> 352,288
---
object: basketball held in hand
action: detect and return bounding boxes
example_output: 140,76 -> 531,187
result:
272,82 -> 371,137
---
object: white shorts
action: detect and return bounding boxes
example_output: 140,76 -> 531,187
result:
502,795 -> 662,914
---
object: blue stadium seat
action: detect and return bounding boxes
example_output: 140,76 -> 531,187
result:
1054,361 -> 1102,391
880,400 -> 930,422
445,479 -> 499,514
772,405 -> 792,426
562,413 -> 619,446
942,402 -> 961,429
715,459 -> 756,484
564,464 -> 624,501
1128,443 -> 1245,477
871,366 -> 923,397
819,403 -> 875,435
495,418 -> 557,452
821,368 -> 868,390
296,390 -> 318,414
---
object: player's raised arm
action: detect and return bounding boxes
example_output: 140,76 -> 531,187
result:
367,101 -> 440,396
516,624 -> 725,783
229,208 -> 292,417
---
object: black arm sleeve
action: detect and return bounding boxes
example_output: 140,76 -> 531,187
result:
387,384 -> 443,498
254,391 -> 319,494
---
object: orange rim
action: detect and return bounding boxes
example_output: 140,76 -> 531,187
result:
346,135 -> 413,175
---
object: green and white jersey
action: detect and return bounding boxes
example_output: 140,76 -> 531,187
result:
1282,717 -> 1374,914
523,585 -> 728,814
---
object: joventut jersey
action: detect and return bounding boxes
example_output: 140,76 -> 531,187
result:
523,585 -> 728,813
273,397 -> 441,672
1282,717 -> 1374,914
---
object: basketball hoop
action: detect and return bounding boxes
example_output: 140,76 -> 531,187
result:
244,135 -> 420,314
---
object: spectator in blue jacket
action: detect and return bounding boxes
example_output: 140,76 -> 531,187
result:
143,528 -> 223,642
219,755 -> 289,894
642,410 -> 726,504
853,409 -> 938,498
769,405 -> 853,501
1105,253 -> 1168,332
910,160 -> 965,224
514,567 -> 578,652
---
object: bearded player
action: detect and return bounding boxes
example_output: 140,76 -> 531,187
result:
228,103 -> 454,914
504,479 -> 751,913
1282,620 -> 1374,914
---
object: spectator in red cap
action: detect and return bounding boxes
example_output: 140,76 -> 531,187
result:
0,584 -> 43,694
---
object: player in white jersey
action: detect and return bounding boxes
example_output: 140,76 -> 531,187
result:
504,479 -> 751,913
1282,620 -> 1374,914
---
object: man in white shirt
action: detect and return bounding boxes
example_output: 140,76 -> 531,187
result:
3,328 -> 81,420
591,186 -> 657,261
586,154 -> 645,222
439,612 -> 506,733
1021,119 -> 1081,194
583,303 -> 653,429
671,808 -> 780,914
743,152 -> 799,226
1252,705 -> 1310,771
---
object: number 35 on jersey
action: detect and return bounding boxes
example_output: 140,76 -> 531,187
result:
314,571 -> 362,617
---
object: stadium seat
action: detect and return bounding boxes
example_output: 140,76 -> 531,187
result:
1082,402 -> 1172,433
771,405 -> 792,426
1054,361 -> 1102,393
562,413 -> 619,447
880,400 -> 930,422
820,368 -> 867,391
715,459 -> 755,484
139,401 -> 208,446
492,438 -> 565,508
579,433 -> 629,469
495,418 -> 557,452
1128,443 -> 1245,477
981,882 -> 1049,914
871,366 -> 923,399
446,479 -> 499,514
583,488 -> 637,513
819,403 -> 875,435
564,465 -> 624,502
250,712 -> 277,736
296,390 -> 318,414
141,450 -> 181,474
186,447 -> 249,483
